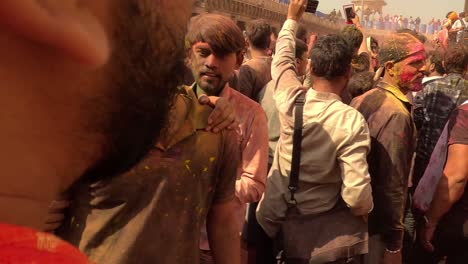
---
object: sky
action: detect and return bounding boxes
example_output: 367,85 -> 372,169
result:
317,0 -> 465,23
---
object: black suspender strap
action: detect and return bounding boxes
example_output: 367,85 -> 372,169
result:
288,92 -> 306,203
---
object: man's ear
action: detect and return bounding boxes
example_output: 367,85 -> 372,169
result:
429,63 -> 435,72
384,61 -> 395,77
0,0 -> 110,67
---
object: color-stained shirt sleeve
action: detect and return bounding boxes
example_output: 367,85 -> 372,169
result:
272,19 -> 306,119
213,132 -> 240,203
374,112 -> 413,250
235,109 -> 269,204
448,106 -> 468,145
336,111 -> 374,216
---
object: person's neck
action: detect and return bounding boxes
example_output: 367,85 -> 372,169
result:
312,77 -> 345,97
249,48 -> 269,59
382,74 -> 409,94
429,72 -> 443,78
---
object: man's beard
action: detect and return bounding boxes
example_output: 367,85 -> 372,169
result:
81,1 -> 185,182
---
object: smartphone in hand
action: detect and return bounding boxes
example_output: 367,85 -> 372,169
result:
343,4 -> 356,24
305,0 -> 319,13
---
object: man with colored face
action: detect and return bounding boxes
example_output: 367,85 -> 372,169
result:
351,33 -> 426,264
185,14 -> 269,264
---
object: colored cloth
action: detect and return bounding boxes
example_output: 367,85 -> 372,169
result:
238,56 -> 272,101
199,84 -> 269,250
351,81 -> 417,251
414,102 -> 468,213
439,104 -> 468,236
413,73 -> 468,185
57,86 -> 239,264
258,80 -> 280,165
0,223 -> 91,263
256,19 -> 374,238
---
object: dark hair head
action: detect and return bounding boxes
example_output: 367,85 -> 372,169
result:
347,71 -> 376,98
427,49 -> 446,75
444,45 -> 468,74
296,24 -> 309,43
310,34 -> 353,80
339,25 -> 363,53
351,53 -> 371,73
187,14 -> 245,57
378,33 -> 422,65
271,27 -> 279,39
295,38 -> 308,59
246,19 -> 272,50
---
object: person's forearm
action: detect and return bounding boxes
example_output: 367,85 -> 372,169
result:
235,119 -> 268,203
426,173 -> 467,223
207,200 -> 240,264
271,19 -> 298,81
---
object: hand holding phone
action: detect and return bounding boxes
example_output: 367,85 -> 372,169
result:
305,0 -> 319,13
343,4 -> 356,24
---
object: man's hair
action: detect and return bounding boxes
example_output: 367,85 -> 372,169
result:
271,27 -> 279,39
347,71 -> 375,98
352,53 -> 371,73
427,50 -> 446,75
295,38 -> 308,59
339,25 -> 363,53
378,33 -> 421,65
187,14 -> 245,57
245,19 -> 272,50
310,34 -> 352,80
396,28 -> 427,43
444,46 -> 468,74
296,24 -> 308,43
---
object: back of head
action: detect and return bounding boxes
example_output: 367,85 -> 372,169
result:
427,49 -> 446,75
378,33 -> 422,66
295,38 -> 308,59
310,34 -> 352,80
187,14 -> 245,57
246,19 -> 272,50
340,25 -> 363,53
347,71 -> 375,98
296,24 -> 309,43
444,45 -> 468,74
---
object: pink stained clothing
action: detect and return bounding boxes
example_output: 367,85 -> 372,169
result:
199,84 -> 269,250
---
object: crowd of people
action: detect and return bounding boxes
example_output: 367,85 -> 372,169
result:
324,7 -> 468,39
0,0 -> 467,264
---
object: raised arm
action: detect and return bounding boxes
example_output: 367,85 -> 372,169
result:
272,0 -> 307,119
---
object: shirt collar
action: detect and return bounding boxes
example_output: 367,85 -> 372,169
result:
309,88 -> 342,101
155,85 -> 212,151
377,81 -> 412,105
422,76 -> 443,85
